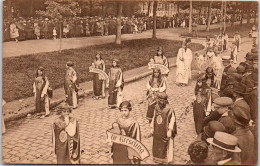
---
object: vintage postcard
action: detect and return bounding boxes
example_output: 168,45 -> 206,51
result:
2,0 -> 258,164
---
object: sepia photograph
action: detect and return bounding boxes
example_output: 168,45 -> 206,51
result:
1,0 -> 259,164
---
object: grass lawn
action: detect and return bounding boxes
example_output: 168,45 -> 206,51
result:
181,23 -> 255,38
3,38 -> 203,102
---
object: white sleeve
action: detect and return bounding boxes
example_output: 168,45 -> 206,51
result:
42,78 -> 49,95
33,82 -> 36,93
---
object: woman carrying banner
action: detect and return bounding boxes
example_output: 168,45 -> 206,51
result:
92,53 -> 106,99
64,61 -> 78,109
146,68 -> 166,123
150,93 -> 176,164
176,38 -> 193,86
108,59 -> 124,109
33,66 -> 50,118
111,101 -> 141,164
52,103 -> 80,164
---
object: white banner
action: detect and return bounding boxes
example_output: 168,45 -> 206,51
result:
89,66 -> 109,81
106,130 -> 150,160
148,63 -> 169,74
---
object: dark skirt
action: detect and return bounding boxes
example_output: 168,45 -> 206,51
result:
193,101 -> 206,134
108,80 -> 117,106
146,102 -> 156,122
35,89 -> 45,113
112,143 -> 131,164
93,74 -> 102,97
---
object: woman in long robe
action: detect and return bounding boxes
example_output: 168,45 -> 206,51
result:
146,68 -> 166,123
108,59 -> 124,108
111,101 -> 141,164
176,40 -> 193,86
92,53 -> 106,99
64,61 -> 78,109
192,79 -> 206,135
153,47 -> 169,76
33,66 -> 50,117
52,106 -> 80,164
234,31 -> 241,52
151,93 -> 176,164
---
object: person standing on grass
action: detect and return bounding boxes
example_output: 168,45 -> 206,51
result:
176,38 -> 193,86
33,66 -> 50,118
92,53 -> 106,100
108,59 -> 124,109
64,61 -> 78,109
52,104 -> 80,164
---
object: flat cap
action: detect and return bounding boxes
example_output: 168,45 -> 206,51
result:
66,61 -> 74,67
236,65 -> 246,74
232,106 -> 251,126
251,48 -> 258,53
213,97 -> 233,106
226,67 -> 236,75
204,121 -> 226,138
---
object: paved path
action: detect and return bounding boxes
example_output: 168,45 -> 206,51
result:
2,38 -> 253,164
2,19 -> 251,58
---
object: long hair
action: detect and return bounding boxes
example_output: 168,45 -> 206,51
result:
150,68 -> 162,85
95,53 -> 103,61
35,66 -> 45,78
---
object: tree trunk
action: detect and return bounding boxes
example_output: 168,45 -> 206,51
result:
115,2 -> 122,45
177,3 -> 179,14
59,22 -> 62,53
254,8 -> 257,24
148,2 -> 151,16
206,1 -> 213,32
220,0 -> 224,31
152,1 -> 158,39
247,3 -> 251,24
223,1 -> 227,32
90,0 -> 93,17
240,4 -> 243,25
188,0 -> 192,33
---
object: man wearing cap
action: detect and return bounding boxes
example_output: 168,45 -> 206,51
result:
207,131 -> 241,165
202,97 -> 233,127
151,92 -> 176,164
231,106 -> 254,165
232,83 -> 250,114
64,61 -> 78,109
52,104 -> 80,164
196,121 -> 226,143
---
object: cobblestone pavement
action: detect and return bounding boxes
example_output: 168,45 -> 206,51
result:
2,37 -> 253,164
2,65 -> 199,164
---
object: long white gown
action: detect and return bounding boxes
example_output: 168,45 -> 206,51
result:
176,48 -> 193,85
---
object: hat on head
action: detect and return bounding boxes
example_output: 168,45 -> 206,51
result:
252,53 -> 258,60
213,97 -> 233,107
66,61 -> 74,67
203,121 -> 226,138
230,73 -> 242,82
207,131 -> 241,152
239,62 -> 248,68
236,65 -> 246,74
232,82 -> 247,94
226,77 -> 237,86
226,67 -> 236,75
219,116 -> 236,134
245,52 -> 253,60
232,106 -> 251,126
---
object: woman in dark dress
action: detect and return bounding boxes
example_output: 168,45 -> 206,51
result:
192,79 -> 206,134
111,101 -> 141,164
92,53 -> 105,99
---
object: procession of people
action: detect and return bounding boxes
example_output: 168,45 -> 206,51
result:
27,31 -> 257,164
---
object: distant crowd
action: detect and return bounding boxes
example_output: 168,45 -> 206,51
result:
3,12 -> 245,42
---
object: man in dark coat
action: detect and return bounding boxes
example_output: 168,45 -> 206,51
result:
202,97 -> 233,127
232,83 -> 250,114
231,106 -> 254,165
